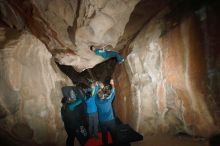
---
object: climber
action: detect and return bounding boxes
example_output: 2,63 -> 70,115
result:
95,79 -> 117,145
85,81 -> 99,138
90,45 -> 124,64
61,95 -> 87,146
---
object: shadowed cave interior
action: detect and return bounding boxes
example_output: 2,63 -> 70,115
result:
0,0 -> 220,146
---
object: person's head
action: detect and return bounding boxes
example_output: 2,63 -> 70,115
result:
90,45 -> 96,52
70,89 -> 76,101
98,89 -> 105,99
103,85 -> 111,97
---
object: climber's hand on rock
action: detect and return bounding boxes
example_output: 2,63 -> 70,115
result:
110,79 -> 114,87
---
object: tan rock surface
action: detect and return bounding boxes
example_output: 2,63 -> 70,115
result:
0,26 -> 72,146
113,8 -> 220,143
2,0 -> 140,72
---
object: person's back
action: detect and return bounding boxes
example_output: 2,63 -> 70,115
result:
61,102 -> 81,129
95,89 -> 115,122
86,97 -> 97,113
85,83 -> 99,114
61,94 -> 86,146
85,82 -> 99,138
95,79 -> 117,145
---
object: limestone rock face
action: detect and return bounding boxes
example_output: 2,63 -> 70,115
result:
75,0 -> 140,48
113,6 -> 220,145
0,26 -> 72,146
1,0 -> 140,72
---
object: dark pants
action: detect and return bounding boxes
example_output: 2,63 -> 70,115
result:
88,112 -> 98,137
65,127 -> 86,146
100,119 -> 117,145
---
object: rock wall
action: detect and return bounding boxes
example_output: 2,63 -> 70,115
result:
113,4 -> 220,145
0,0 -> 219,146
0,0 -> 141,72
0,26 -> 72,146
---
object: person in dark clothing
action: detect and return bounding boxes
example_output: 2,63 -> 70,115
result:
209,134 -> 220,146
96,79 -> 117,145
61,96 -> 86,146
90,45 -> 124,64
85,82 -> 99,138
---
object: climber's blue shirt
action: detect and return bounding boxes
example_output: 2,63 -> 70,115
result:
61,97 -> 82,122
95,49 -> 108,58
86,85 -> 99,113
95,48 -> 124,63
95,88 -> 116,122
68,97 -> 82,111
